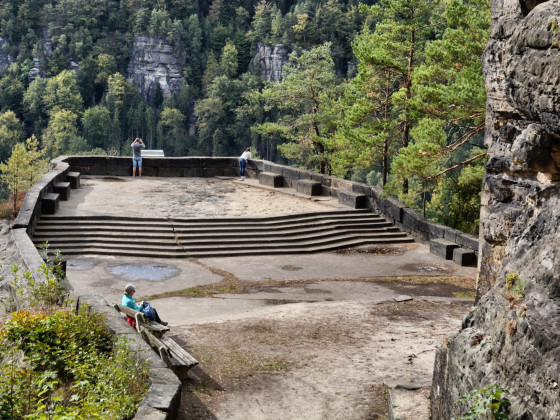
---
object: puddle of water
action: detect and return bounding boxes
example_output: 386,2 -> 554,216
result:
67,259 -> 98,271
106,264 -> 180,282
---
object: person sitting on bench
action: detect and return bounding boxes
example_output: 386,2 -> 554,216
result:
122,284 -> 168,326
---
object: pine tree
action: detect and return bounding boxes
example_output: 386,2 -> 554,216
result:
255,43 -> 341,174
0,136 -> 48,211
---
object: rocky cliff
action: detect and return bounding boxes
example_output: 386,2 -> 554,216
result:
431,0 -> 560,418
252,43 -> 291,82
127,35 -> 185,104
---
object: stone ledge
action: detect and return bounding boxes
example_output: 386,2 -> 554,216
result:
66,171 -> 81,189
41,193 -> 59,215
452,248 -> 477,266
53,182 -> 71,200
430,239 -> 460,260
259,172 -> 284,188
337,190 -> 367,209
296,179 -> 321,196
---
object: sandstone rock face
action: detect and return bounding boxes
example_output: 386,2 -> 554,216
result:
432,1 -> 560,418
127,36 -> 185,104
0,37 -> 13,73
252,43 -> 291,82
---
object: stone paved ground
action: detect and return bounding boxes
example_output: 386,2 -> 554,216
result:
48,176 -> 476,419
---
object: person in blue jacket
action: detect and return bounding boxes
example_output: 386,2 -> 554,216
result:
122,284 -> 167,325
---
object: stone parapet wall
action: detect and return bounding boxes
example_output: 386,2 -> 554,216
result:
13,156 -> 70,236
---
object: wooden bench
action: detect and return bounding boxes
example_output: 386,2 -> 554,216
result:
113,303 -> 170,338
140,327 -> 199,379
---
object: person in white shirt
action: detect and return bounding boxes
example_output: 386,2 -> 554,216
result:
239,147 -> 251,179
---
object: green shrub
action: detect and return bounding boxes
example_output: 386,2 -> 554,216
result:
0,309 -> 149,419
0,255 -> 149,419
505,272 -> 527,299
454,385 -> 511,420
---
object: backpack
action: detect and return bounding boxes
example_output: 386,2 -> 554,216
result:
141,301 -> 156,321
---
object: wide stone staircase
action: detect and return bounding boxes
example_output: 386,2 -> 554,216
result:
32,210 -> 413,258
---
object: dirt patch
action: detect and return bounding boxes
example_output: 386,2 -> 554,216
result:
400,262 -> 456,274
334,244 -> 412,256
175,299 -> 471,419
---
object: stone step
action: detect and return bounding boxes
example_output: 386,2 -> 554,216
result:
53,182 -> 71,200
45,236 -> 414,258
34,209 -> 414,258
33,227 -> 405,248
66,171 -> 80,189
38,210 -> 380,226
33,219 -> 392,236
41,193 -> 60,215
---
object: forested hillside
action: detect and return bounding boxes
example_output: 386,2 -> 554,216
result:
0,0 -> 490,233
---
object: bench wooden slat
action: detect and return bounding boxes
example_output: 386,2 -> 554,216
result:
160,336 -> 199,368
139,327 -> 173,366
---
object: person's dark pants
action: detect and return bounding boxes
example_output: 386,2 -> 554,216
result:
153,308 -> 163,323
239,158 -> 246,176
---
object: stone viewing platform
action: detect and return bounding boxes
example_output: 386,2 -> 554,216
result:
53,175 -> 344,219
6,156 -> 479,419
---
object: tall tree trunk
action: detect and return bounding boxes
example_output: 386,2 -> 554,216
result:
401,23 -> 416,195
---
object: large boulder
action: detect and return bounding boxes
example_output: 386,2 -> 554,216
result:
431,1 -> 560,418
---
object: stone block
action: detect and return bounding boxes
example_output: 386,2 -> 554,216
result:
430,238 -> 460,260
140,383 -> 181,413
259,172 -> 284,188
338,190 -> 367,208
444,228 -> 464,244
110,165 -> 131,177
455,232 -> 479,252
452,248 -> 477,266
204,157 -> 237,168
380,197 -> 405,223
159,167 -> 183,177
281,166 -> 302,182
66,171 -> 81,189
246,159 -> 263,171
402,207 -> 427,232
201,167 -> 237,177
297,179 -> 321,196
41,193 -> 59,214
262,161 -> 282,173
141,166 -> 159,177
183,167 -> 203,177
133,406 -> 168,420
53,182 -> 70,200
426,221 -> 447,239
170,158 -> 201,168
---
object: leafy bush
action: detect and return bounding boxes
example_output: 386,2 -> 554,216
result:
0,309 -> 149,419
454,385 -> 511,420
0,259 -> 149,419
